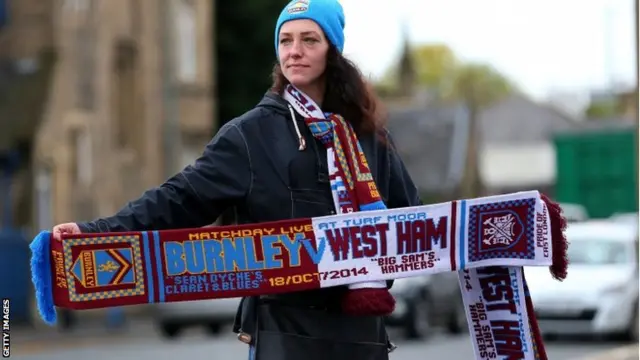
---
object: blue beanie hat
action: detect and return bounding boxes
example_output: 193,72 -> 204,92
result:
274,0 -> 345,55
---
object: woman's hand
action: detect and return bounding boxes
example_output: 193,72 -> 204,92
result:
52,223 -> 82,241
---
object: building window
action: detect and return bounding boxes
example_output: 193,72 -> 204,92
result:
35,165 -> 53,231
63,0 -> 90,13
0,0 -> 8,30
75,0 -> 96,109
174,0 -> 197,82
112,41 -> 139,149
69,128 -> 92,186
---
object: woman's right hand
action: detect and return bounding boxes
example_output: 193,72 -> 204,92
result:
52,223 -> 82,242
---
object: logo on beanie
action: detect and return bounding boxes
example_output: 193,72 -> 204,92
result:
287,0 -> 310,14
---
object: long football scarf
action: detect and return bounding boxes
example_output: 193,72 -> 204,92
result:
30,191 -> 567,360
283,84 -> 394,316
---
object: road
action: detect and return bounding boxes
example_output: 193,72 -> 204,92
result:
11,322 -> 637,360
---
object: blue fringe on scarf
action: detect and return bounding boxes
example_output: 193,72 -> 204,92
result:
29,230 -> 57,326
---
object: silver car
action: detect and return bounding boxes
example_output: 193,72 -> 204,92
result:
526,219 -> 639,341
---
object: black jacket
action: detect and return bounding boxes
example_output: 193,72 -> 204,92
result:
77,91 -> 421,357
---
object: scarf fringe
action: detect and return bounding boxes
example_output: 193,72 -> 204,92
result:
29,230 -> 57,326
540,193 -> 569,281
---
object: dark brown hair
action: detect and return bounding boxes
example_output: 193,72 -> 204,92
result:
271,45 -> 387,136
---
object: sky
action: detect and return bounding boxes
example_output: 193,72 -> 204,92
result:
339,0 -> 636,101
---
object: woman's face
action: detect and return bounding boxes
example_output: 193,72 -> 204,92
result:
278,19 -> 329,91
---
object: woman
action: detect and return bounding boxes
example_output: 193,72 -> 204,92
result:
53,0 -> 421,358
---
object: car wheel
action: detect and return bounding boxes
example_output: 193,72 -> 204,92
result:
159,322 -> 182,339
627,303 -> 638,342
58,310 -> 77,331
447,300 -> 468,334
206,322 -> 222,336
404,292 -> 431,340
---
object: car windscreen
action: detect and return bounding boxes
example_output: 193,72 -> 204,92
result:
567,239 -> 632,265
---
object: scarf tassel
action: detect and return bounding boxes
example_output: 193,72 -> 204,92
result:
540,193 -> 569,281
342,200 -> 395,315
29,230 -> 57,326
341,288 -> 396,316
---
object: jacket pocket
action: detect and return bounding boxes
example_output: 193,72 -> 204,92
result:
290,188 -> 335,218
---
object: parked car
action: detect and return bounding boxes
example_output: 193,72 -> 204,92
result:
559,203 -> 589,223
525,219 -> 638,340
386,272 -> 466,339
609,212 -> 638,230
153,297 -> 242,339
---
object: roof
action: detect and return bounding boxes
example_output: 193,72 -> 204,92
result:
386,104 -> 469,193
385,91 -> 608,191
554,117 -> 636,135
479,93 -> 580,144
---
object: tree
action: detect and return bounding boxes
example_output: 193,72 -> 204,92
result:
215,0 -> 290,131
449,63 -> 514,198
447,63 -> 513,109
214,0 -> 290,225
381,44 -> 515,198
381,44 -> 514,104
378,43 -> 458,97
412,44 -> 459,96
584,98 -> 620,118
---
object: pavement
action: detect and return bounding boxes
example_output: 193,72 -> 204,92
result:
8,318 -> 639,360
575,344 -> 640,360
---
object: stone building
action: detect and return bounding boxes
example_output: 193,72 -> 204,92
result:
31,0 -> 215,231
